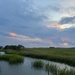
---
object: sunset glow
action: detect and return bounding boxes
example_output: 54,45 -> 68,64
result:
9,32 -> 17,37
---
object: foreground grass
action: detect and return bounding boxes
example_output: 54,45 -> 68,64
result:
45,64 -> 75,75
45,64 -> 57,75
4,48 -> 75,66
32,60 -> 75,75
0,54 -> 24,64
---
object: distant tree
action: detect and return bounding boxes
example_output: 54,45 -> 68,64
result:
4,45 -> 10,50
17,45 -> 25,50
49,47 -> 55,48
10,45 -> 17,50
4,45 -> 25,50
0,46 -> 3,49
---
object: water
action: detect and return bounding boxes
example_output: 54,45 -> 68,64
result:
0,57 -> 74,75
0,52 -> 5,55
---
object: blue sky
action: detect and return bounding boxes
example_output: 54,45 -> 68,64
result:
0,0 -> 75,47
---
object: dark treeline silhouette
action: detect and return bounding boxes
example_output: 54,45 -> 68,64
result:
49,47 -> 55,48
0,45 -> 25,50
0,46 -> 3,49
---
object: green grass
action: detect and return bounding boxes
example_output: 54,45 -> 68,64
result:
32,60 -> 44,69
0,54 -> 24,64
32,60 -> 75,75
3,48 -> 75,66
58,69 -> 75,75
45,64 -> 75,75
46,64 -> 58,75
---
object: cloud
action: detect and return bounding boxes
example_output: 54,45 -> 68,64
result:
63,43 -> 69,46
59,16 -> 75,24
59,43 -> 69,47
1,29 -> 75,47
0,0 -> 75,47
8,32 -> 57,46
8,32 -> 42,42
46,22 -> 64,30
61,37 -> 70,42
60,0 -> 75,17
46,21 -> 75,30
0,0 -> 61,37
9,32 -> 18,37
60,37 -> 75,46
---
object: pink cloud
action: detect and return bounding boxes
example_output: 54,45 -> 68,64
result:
9,32 -> 17,37
59,42 -> 69,47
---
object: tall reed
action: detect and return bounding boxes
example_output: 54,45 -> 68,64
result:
32,60 -> 44,69
45,64 -> 75,75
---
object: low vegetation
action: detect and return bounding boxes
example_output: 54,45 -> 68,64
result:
32,60 -> 44,69
45,64 -> 75,75
24,48 -> 75,66
32,60 -> 75,75
0,54 -> 24,64
1,47 -> 75,66
45,64 -> 58,75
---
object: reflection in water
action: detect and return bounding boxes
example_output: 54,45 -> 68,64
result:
31,60 -> 75,75
0,66 -> 1,73
0,52 -> 5,55
45,63 -> 50,75
32,61 -> 75,75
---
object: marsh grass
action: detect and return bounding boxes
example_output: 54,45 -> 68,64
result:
58,69 -> 75,75
49,64 -> 58,75
45,63 -> 51,75
45,64 -> 58,75
45,64 -> 75,75
0,54 -> 24,64
4,48 -> 75,66
32,60 -> 44,69
32,60 -> 75,75
9,54 -> 24,64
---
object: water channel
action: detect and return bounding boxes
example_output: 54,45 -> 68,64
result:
0,55 -> 74,75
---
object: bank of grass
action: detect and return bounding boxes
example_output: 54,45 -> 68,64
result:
4,48 -> 75,66
0,54 -> 24,64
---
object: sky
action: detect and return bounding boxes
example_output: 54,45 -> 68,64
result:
0,0 -> 75,47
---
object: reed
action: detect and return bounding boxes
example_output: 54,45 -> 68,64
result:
32,60 -> 44,69
58,69 -> 75,75
45,64 -> 58,75
45,64 -> 75,75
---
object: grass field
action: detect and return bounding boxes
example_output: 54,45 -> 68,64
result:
3,48 -> 75,66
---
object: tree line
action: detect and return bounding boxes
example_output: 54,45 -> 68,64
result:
0,45 -> 25,50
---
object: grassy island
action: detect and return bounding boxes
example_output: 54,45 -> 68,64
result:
0,54 -> 24,64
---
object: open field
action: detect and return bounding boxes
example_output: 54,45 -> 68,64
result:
1,48 -> 75,66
